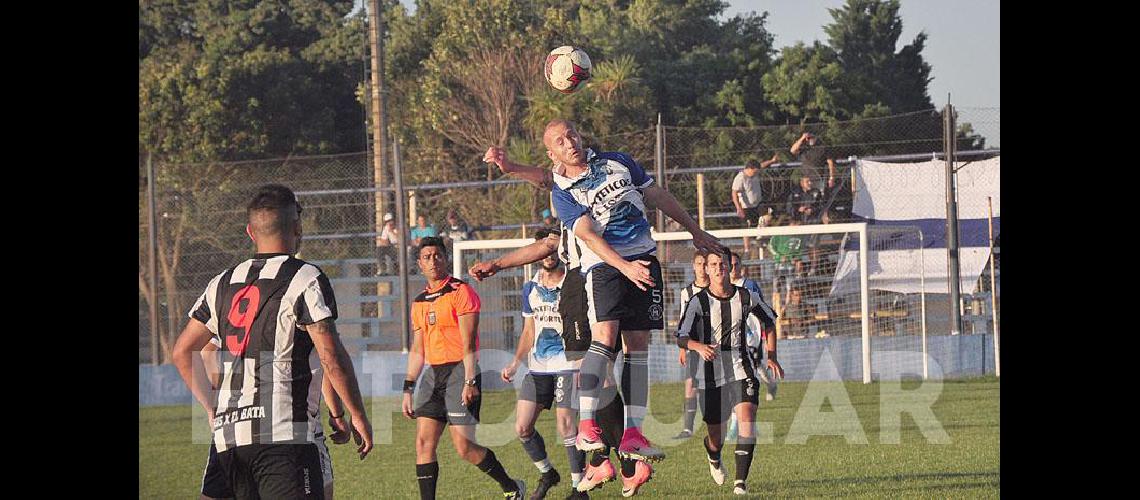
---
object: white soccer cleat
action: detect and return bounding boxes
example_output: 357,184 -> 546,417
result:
708,458 -> 725,485
733,481 -> 748,495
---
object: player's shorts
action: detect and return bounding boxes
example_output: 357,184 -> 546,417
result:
315,435 -> 333,491
413,362 -> 482,425
519,372 -> 579,410
201,442 -> 234,499
684,349 -> 701,379
742,206 -> 762,226
217,443 -> 325,499
559,266 -> 591,361
204,438 -> 331,498
699,377 -> 761,425
585,253 -> 664,331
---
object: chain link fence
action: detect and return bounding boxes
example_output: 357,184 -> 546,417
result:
140,107 -> 999,364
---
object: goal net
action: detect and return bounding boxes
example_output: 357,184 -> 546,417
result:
455,222 -> 932,383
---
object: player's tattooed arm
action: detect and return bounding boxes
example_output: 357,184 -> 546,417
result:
309,319 -> 373,459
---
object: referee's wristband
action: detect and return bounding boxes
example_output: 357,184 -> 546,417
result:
403,379 -> 417,393
328,411 -> 344,420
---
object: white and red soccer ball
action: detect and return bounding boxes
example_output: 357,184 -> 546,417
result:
544,46 -> 592,94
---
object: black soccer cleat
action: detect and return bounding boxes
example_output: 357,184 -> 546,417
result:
530,469 -> 561,500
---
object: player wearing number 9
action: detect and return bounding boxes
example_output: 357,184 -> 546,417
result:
173,184 -> 373,500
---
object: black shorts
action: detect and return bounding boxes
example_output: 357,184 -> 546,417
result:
202,443 -> 234,499
585,254 -> 665,331
699,377 -> 761,425
217,443 -> 325,500
559,267 -> 591,361
519,372 -> 579,410
684,350 -> 701,379
742,206 -> 762,226
204,439 -> 331,499
413,362 -> 482,425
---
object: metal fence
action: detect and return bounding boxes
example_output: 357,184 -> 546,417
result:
139,107 -> 999,364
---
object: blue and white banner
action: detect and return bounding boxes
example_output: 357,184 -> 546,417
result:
831,157 -> 1000,295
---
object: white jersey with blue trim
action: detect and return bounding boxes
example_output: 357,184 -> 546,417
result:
733,277 -> 763,297
521,271 -> 577,373
551,149 -> 657,272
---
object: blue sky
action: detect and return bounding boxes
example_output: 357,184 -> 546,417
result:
726,1 -> 999,110
390,0 -> 998,109
387,0 -> 999,144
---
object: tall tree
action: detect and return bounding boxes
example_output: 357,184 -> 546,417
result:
139,0 -> 366,361
824,0 -> 933,114
139,0 -> 365,164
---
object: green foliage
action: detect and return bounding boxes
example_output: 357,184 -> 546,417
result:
139,0 -> 366,164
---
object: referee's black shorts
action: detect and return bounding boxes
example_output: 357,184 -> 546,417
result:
413,362 -> 482,425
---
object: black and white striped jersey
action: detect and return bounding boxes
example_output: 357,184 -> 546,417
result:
188,253 -> 338,452
558,228 -> 583,270
677,281 -> 707,318
676,285 -> 777,390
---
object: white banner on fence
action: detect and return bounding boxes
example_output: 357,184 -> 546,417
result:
831,157 -> 1000,295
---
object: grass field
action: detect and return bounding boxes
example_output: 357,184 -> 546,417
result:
140,376 -> 998,498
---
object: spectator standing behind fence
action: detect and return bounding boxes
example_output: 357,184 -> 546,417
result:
377,213 -> 400,275
732,153 -> 779,257
790,132 -> 837,193
411,214 -> 439,248
444,209 -> 473,247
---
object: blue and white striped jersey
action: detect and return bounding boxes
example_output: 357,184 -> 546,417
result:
521,271 -> 576,373
551,149 -> 657,272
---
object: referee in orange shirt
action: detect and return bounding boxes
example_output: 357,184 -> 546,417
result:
401,237 -> 525,500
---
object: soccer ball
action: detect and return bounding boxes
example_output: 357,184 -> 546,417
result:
544,46 -> 592,94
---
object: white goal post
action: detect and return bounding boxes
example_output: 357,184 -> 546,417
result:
455,222 -> 931,384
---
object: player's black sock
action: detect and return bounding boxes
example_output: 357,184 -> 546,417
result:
682,395 -> 698,432
704,435 -> 722,466
564,436 -> 586,487
579,342 -> 617,420
416,462 -> 439,500
735,439 -> 756,484
621,350 -> 649,429
619,456 -> 637,477
520,430 -> 551,471
596,386 -> 625,449
590,449 -> 610,467
476,449 -> 517,492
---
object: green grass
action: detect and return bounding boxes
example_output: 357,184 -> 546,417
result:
140,376 -> 998,498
